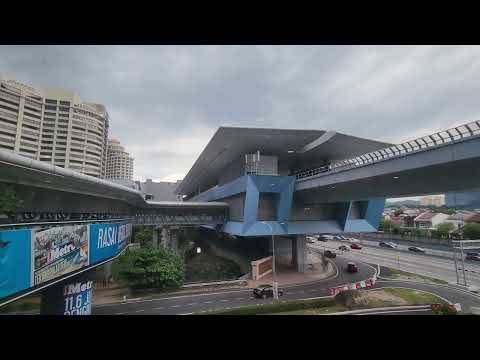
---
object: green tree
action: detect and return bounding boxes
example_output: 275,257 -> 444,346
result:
111,246 -> 185,289
0,183 -> 22,214
463,223 -> 480,239
435,222 -> 455,238
133,226 -> 154,247
379,219 -> 400,233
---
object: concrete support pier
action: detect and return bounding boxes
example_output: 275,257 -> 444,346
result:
292,235 -> 307,273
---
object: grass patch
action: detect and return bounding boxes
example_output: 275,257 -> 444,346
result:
379,288 -> 447,305
388,268 -> 449,285
197,297 -> 336,315
272,304 -> 348,315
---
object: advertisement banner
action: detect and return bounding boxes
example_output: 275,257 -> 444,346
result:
89,223 -> 131,265
62,278 -> 93,315
39,271 -> 93,315
0,229 -> 31,299
1,222 -> 131,303
32,225 -> 89,286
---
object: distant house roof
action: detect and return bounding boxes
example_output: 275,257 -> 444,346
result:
446,212 -> 476,221
466,213 -> 480,223
414,212 -> 436,222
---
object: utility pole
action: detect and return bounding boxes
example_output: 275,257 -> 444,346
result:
459,241 -> 468,287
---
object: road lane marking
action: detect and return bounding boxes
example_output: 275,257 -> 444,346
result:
154,307 -> 164,310
220,299 -> 229,302
115,312 -> 127,315
187,303 -> 197,306
135,310 -> 144,313
171,305 -> 181,308
204,301 -> 213,304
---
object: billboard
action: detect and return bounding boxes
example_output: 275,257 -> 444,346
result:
0,221 -> 132,303
89,223 -> 131,264
32,224 -> 89,286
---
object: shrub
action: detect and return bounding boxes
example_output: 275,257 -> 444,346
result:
431,304 -> 457,315
463,223 -> 480,240
334,290 -> 368,309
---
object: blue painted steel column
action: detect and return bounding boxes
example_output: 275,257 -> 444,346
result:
243,176 -> 260,233
277,177 -> 295,224
365,198 -> 386,230
338,201 -> 352,231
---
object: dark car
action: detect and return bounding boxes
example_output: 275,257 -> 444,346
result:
379,241 -> 396,249
347,262 -> 358,273
324,250 -> 336,258
318,236 -> 329,242
253,285 -> 284,299
338,245 -> 349,251
408,246 -> 426,253
350,243 -> 362,250
466,254 -> 480,262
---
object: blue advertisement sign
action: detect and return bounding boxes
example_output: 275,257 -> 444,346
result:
0,221 -> 132,303
0,229 -> 31,299
89,223 -> 132,265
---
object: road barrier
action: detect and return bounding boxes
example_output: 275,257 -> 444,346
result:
329,274 -> 377,296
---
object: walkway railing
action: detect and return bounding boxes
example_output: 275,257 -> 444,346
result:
295,120 -> 480,180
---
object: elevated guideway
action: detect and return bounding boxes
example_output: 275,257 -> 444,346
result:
295,120 -> 480,202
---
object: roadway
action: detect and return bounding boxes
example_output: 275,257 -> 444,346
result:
93,257 -> 376,315
92,254 -> 480,315
309,239 -> 480,288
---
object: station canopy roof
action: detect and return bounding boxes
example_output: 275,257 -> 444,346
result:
176,126 -> 392,196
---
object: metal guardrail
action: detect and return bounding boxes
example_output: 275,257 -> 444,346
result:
295,120 -> 480,180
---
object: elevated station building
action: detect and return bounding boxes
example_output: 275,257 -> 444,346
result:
175,127 -> 391,271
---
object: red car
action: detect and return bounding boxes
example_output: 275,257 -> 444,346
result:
350,243 -> 362,250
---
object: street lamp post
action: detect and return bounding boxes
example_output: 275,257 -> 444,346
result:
261,221 -> 285,301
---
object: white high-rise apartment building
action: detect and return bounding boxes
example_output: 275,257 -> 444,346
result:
105,138 -> 134,180
0,79 -> 109,178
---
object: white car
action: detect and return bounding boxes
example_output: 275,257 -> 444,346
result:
306,236 -> 316,244
348,238 -> 360,243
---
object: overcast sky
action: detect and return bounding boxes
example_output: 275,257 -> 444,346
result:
1,45 -> 479,191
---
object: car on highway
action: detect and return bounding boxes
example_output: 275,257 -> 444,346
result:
408,246 -> 426,253
347,262 -> 358,273
324,250 -> 336,258
253,284 -> 284,299
338,245 -> 349,251
318,235 -> 330,242
350,243 -> 362,250
307,236 -> 316,244
466,253 -> 480,261
379,241 -> 397,249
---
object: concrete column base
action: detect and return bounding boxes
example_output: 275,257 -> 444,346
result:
292,235 -> 307,273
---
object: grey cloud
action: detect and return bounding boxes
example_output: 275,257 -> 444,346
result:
1,45 -> 480,181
